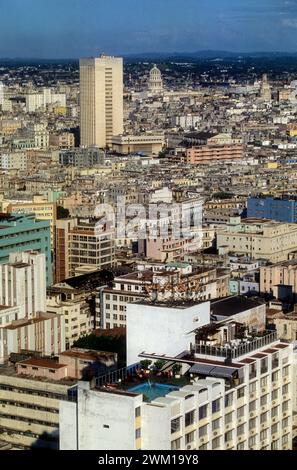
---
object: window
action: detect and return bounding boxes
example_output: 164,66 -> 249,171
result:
237,406 -> 245,419
261,376 -> 268,388
103,425 -> 109,429
171,417 -> 180,434
185,410 -> 195,427
260,412 -> 268,424
282,434 -> 289,446
272,371 -> 279,382
185,431 -> 195,444
249,418 -> 256,430
212,399 -> 221,413
272,423 -> 278,435
283,365 -> 290,377
171,438 -> 181,450
249,436 -> 256,447
199,425 -> 208,437
282,417 -> 289,429
283,401 -> 290,414
225,430 -> 233,442
135,407 -> 141,418
135,428 -> 141,439
237,387 -> 245,399
271,440 -> 279,450
225,412 -> 233,424
225,393 -> 233,407
260,394 -> 268,406
272,389 -> 278,401
212,418 -> 220,431
212,437 -> 220,450
249,400 -> 257,412
249,381 -> 257,393
272,406 -> 279,418
237,424 -> 245,436
237,443 -> 245,450
260,429 -> 267,440
282,384 -> 289,395
199,405 -> 207,420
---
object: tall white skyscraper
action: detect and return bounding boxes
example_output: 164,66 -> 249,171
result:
79,54 -> 124,148
0,82 -> 4,106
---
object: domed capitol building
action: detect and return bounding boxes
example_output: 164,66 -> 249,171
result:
148,64 -> 163,94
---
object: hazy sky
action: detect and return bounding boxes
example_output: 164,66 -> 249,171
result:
1,0 -> 297,58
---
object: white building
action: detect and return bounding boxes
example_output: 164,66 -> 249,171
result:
148,65 -> 163,95
80,54 -> 124,148
0,152 -> 28,171
0,251 -> 47,319
60,332 -> 293,450
25,88 -> 66,112
127,301 -> 210,366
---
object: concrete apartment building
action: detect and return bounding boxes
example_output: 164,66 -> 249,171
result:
49,132 -> 75,149
0,360 -> 77,449
0,251 -> 46,318
0,195 -> 57,250
0,312 -> 65,363
0,213 -> 52,285
80,55 -> 123,148
100,264 -> 230,330
260,259 -> 297,298
186,134 -> 243,165
68,218 -> 115,277
60,299 -> 293,450
217,217 -> 297,263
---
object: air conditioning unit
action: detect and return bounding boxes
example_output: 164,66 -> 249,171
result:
272,417 -> 276,423
250,412 -> 254,417
226,443 -> 230,448
261,388 -> 266,393
200,437 -> 205,443
272,401 -> 276,405
213,431 -> 218,436
187,444 -> 196,450
261,406 -> 265,411
226,424 -> 230,430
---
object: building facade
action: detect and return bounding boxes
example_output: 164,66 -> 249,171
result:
80,55 -> 123,148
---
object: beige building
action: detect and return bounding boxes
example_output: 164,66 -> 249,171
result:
217,217 -> 297,263
260,260 -> 297,296
111,133 -> 164,156
49,132 -> 75,149
80,54 -> 123,148
47,287 -> 94,349
0,361 -> 76,449
0,312 -> 65,363
68,218 -> 115,277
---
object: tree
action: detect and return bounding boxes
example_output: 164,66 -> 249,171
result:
172,364 -> 182,375
154,359 -> 166,371
140,360 -> 152,370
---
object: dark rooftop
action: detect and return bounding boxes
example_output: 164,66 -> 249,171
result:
211,295 -> 265,317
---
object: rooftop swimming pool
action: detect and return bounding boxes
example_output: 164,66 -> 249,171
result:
128,382 -> 179,401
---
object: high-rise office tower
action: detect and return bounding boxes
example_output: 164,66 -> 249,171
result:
80,54 -> 124,148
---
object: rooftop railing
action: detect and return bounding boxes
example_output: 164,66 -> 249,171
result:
194,330 -> 278,359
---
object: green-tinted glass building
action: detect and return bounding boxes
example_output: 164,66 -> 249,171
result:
0,213 -> 52,285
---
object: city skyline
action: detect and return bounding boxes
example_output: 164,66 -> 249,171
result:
1,0 -> 297,58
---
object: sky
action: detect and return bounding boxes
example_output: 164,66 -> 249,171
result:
1,0 -> 297,58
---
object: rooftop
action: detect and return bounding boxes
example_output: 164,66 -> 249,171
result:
210,295 -> 265,317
